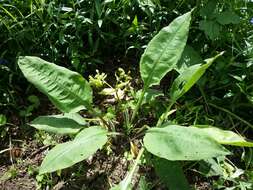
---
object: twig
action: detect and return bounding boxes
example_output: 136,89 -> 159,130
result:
9,135 -> 13,165
0,148 -> 11,154
208,103 -> 253,130
28,145 -> 50,158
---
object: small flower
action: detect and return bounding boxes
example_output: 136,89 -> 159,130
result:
250,18 -> 253,24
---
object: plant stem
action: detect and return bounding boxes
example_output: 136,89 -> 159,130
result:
156,101 -> 175,127
121,147 -> 145,190
208,103 -> 253,130
130,88 -> 146,124
0,148 -> 11,154
89,107 -> 111,129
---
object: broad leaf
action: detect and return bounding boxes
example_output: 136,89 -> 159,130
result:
30,113 -> 86,134
216,11 -> 240,25
39,126 -> 107,174
170,52 -> 223,101
154,158 -> 190,190
18,56 -> 92,113
144,125 -> 230,161
140,11 -> 191,89
191,125 -> 253,147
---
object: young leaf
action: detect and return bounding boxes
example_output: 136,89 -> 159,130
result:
39,126 -> 107,174
143,125 -> 230,161
140,11 -> 192,89
0,114 -> 7,126
18,56 -> 92,113
191,125 -> 253,147
30,113 -> 87,134
170,52 -> 223,101
154,158 -> 190,190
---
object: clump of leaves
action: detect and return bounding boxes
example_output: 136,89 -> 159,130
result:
18,11 -> 253,189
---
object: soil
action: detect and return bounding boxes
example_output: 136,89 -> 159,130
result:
0,138 -> 140,190
0,137 -> 212,190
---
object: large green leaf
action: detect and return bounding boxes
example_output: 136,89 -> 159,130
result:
39,126 -> 107,174
154,158 -> 190,190
170,53 -> 223,101
18,56 -> 92,113
191,125 -> 253,147
144,125 -> 230,161
140,11 -> 191,89
30,113 -> 87,134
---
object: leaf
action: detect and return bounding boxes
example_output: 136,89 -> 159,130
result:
216,11 -> 240,25
143,125 -> 230,161
191,125 -> 253,147
176,45 -> 203,74
30,113 -> 87,134
199,20 -> 221,40
137,177 -> 151,190
199,1 -> 217,19
154,158 -> 190,190
140,11 -> 191,89
18,56 -> 92,113
199,158 -> 224,177
170,52 -> 223,101
0,114 -> 7,126
39,126 -> 108,174
136,89 -> 163,105
110,148 -> 144,190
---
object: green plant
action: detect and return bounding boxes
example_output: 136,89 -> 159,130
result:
18,10 -> 253,189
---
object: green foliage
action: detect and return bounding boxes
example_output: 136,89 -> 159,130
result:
39,126 -> 108,174
140,11 -> 191,89
111,148 -> 144,190
19,95 -> 40,117
0,114 -> 7,126
154,158 -> 190,190
170,53 -> 223,101
144,125 -> 230,161
176,45 -> 203,73
30,113 -> 86,134
198,0 -> 241,40
10,1 -> 253,189
192,125 -> 253,147
0,166 -> 17,182
18,56 -> 92,113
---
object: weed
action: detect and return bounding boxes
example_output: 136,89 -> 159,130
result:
17,11 -> 253,189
